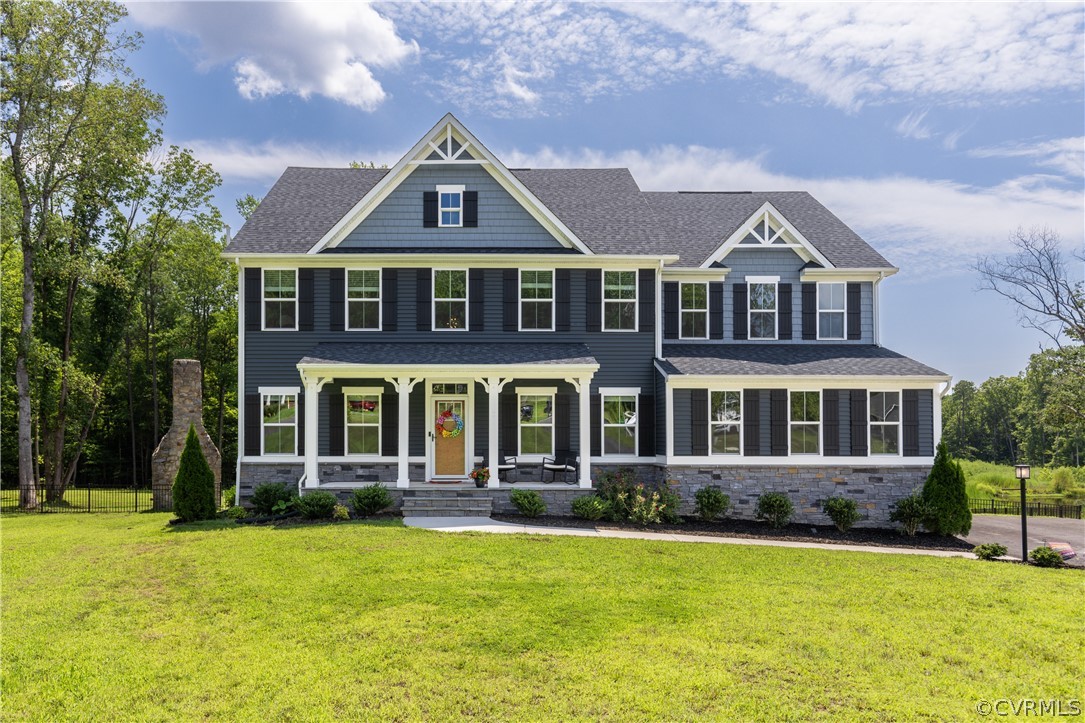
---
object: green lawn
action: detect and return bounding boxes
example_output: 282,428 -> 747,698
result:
2,515 -> 1081,721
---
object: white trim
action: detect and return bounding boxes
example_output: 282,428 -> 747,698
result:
701,202 -> 834,269
233,253 -> 676,268
747,280 -> 778,341
661,268 -> 729,282
258,386 -> 301,395
342,386 -> 385,395
258,388 -> 300,456
518,268 -> 555,332
516,386 -> 558,395
746,275 -> 780,284
678,281 -> 709,340
600,392 -> 638,457
436,184 -> 465,228
788,389 -> 822,455
868,390 -> 902,457
708,389 -> 743,456
667,375 -> 950,388
655,261 -> 663,359
602,269 -> 639,332
261,268 -> 298,331
235,262 -> 244,504
800,268 -> 899,283
343,389 -> 382,457
432,268 -> 469,332
298,362 -> 600,378
345,268 -> 382,332
816,281 -> 847,341
598,387 -> 641,395
666,455 -> 935,467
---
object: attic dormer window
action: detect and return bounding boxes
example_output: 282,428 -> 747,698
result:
437,185 -> 464,227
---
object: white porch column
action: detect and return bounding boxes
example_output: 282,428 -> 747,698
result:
387,377 -> 421,488
300,374 -> 331,488
567,375 -> 594,489
481,377 -> 509,488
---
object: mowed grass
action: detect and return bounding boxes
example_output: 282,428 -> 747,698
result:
2,515 -> 1081,722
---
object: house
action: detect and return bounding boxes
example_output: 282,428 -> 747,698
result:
225,114 -> 950,524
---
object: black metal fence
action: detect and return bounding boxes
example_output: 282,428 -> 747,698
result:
0,486 -> 164,514
969,498 -> 1083,519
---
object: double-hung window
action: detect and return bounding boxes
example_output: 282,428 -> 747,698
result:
433,269 -> 467,330
263,269 -> 297,330
261,389 -> 298,455
347,269 -> 380,330
601,393 -> 637,456
603,270 -> 637,331
437,185 -> 463,227
518,391 -> 554,456
748,279 -> 777,340
818,282 -> 846,340
680,282 -> 708,339
869,391 -> 900,455
520,270 -> 554,331
790,391 -> 820,454
345,389 -> 381,455
710,391 -> 741,455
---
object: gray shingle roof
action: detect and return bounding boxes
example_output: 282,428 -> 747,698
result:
299,342 -> 598,368
658,344 -> 947,378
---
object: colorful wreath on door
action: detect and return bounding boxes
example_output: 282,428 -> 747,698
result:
435,409 -> 464,438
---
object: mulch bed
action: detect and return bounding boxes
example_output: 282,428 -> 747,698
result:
490,514 -> 975,552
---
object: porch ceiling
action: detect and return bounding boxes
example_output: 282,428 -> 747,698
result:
298,341 -> 599,371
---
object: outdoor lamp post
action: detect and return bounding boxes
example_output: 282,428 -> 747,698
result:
1015,464 -> 1030,562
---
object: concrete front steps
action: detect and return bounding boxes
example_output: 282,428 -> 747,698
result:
401,488 -> 493,517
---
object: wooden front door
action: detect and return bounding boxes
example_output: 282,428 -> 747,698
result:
433,399 -> 467,476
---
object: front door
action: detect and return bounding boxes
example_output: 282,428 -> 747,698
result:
433,399 -> 467,477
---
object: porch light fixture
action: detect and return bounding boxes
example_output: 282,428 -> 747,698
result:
1015,464 -> 1030,562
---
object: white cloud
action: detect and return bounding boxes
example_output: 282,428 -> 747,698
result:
967,137 -> 1085,178
895,109 -> 932,140
127,2 -> 417,110
177,138 -> 396,181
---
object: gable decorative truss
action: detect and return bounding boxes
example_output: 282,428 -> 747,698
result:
309,113 -> 593,255
700,201 -> 833,269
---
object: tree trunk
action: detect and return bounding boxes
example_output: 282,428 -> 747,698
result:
125,329 -> 138,487
16,237 -> 38,509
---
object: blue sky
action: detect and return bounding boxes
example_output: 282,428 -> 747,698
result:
123,2 -> 1084,383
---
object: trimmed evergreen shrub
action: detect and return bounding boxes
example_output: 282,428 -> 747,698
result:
824,497 -> 861,533
656,485 -> 682,524
251,482 -> 297,516
755,492 -> 793,529
172,426 -> 217,522
220,505 -> 247,520
921,443 -> 972,535
571,495 -> 610,521
296,491 -> 338,519
510,489 -> 546,517
890,493 -> 929,536
694,486 -> 730,521
973,543 -> 1008,561
1028,546 -> 1064,568
351,483 -> 393,517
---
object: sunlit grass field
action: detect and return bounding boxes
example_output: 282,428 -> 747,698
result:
2,514 -> 1080,721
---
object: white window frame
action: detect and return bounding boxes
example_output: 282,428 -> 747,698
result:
437,184 -> 464,228
747,276 -> 778,341
261,268 -> 298,331
345,268 -> 382,332
343,386 -> 382,457
517,387 -> 556,458
869,390 -> 902,456
519,269 -> 555,332
259,386 -> 300,456
709,389 -> 742,456
679,281 -> 709,340
600,387 -> 639,457
817,281 -> 846,341
789,389 -> 821,455
602,269 -> 638,332
432,268 -> 469,331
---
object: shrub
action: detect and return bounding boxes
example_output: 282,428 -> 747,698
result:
571,495 -> 610,521
890,493 -> 929,536
251,482 -> 297,516
332,504 -> 350,521
694,486 -> 730,521
222,487 -> 236,509
824,497 -> 861,533
510,489 -> 546,517
627,488 -> 664,524
922,443 -> 972,536
1028,546 -> 1064,568
172,426 -> 217,522
656,485 -> 682,524
351,483 -> 393,517
220,505 -> 247,520
973,543 -> 1008,561
296,491 -> 338,520
755,492 -> 793,529
1051,467 -> 1073,493
596,468 -> 639,520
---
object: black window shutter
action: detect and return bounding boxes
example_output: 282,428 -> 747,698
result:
502,269 -> 518,332
329,268 -> 345,331
328,393 -> 344,456
297,395 -> 305,456
663,282 -> 679,340
733,283 -> 748,340
709,282 -> 724,339
778,283 -> 792,340
638,394 -> 655,457
244,394 -> 261,455
691,389 -> 708,456
586,270 -> 602,333
381,392 -> 398,456
743,390 -> 760,456
638,269 -> 654,333
823,389 -> 840,456
555,394 -> 571,454
298,268 -> 314,331
850,390 -> 868,456
469,269 -> 484,331
500,394 -> 518,454
770,390 -> 788,455
590,394 -> 601,456
416,268 -> 431,331
382,269 -> 397,331
903,389 -> 920,456
801,283 -> 817,340
555,269 -> 571,331
847,283 -> 861,340
463,190 -> 478,228
422,191 -> 438,228
245,268 -> 261,332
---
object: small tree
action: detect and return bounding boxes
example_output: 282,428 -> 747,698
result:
172,426 -> 217,522
921,442 -> 972,536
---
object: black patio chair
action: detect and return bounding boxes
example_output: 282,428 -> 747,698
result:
498,452 -> 519,484
542,454 -> 579,485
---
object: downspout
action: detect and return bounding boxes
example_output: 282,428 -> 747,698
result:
655,259 -> 664,360
235,258 -> 243,506
873,271 -> 884,346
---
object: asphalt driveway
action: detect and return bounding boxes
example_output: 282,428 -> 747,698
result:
962,514 -> 1084,567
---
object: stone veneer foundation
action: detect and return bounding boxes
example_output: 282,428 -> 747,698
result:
152,359 -> 222,511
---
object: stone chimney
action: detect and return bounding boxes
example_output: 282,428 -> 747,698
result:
151,359 -> 222,511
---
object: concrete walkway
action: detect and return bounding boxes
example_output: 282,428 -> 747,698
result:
403,516 -> 976,559
963,514 -> 1083,567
